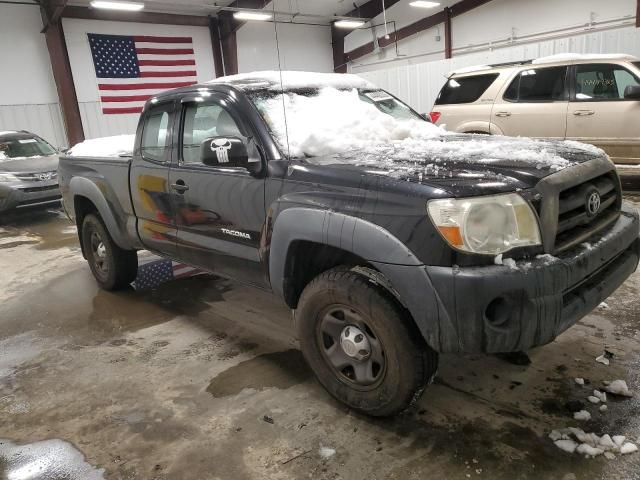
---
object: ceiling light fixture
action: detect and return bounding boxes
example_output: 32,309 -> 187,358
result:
233,11 -> 273,21
90,1 -> 145,11
409,1 -> 441,8
334,19 -> 365,29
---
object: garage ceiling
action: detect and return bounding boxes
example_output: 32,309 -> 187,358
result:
66,0 -> 366,21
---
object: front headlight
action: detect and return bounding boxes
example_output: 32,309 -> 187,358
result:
427,193 -> 541,255
0,173 -> 19,183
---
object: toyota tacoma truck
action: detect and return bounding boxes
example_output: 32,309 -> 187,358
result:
58,71 -> 640,416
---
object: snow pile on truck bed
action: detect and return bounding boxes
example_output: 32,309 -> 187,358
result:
209,70 -> 375,91
68,135 -> 135,157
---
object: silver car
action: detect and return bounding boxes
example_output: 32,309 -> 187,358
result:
0,131 -> 61,214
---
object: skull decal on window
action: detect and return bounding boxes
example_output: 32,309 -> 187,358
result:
210,138 -> 232,163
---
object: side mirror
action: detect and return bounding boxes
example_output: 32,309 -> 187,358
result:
624,85 -> 640,100
201,136 -> 249,168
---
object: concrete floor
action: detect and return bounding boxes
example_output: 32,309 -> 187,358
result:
1,198 -> 639,480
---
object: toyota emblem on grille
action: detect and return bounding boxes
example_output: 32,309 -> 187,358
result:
36,172 -> 53,181
586,191 -> 601,216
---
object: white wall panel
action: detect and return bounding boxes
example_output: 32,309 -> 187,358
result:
0,104 -> 67,149
0,4 -> 65,147
357,26 -> 640,116
346,0 -> 637,70
237,22 -> 334,73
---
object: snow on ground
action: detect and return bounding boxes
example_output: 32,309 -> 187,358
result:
68,135 -> 135,158
605,380 -> 633,397
319,446 -> 336,459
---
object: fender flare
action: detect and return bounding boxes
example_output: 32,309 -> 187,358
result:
269,208 -> 453,351
70,176 -> 135,251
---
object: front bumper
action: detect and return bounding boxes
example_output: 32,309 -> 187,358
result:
424,203 -> 639,353
0,181 -> 61,213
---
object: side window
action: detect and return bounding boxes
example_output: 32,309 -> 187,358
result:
574,64 -> 640,101
434,74 -> 499,105
141,105 -> 171,162
181,102 -> 243,164
503,66 -> 568,102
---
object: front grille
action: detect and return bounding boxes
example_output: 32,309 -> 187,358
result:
554,172 -> 620,252
15,171 -> 58,182
20,184 -> 59,193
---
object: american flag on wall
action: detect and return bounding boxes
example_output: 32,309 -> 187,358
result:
88,33 -> 198,115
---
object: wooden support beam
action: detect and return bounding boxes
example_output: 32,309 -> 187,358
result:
346,0 -> 494,63
208,16 -> 225,77
444,7 -> 452,59
41,11 -> 84,146
214,0 -> 272,76
331,26 -> 347,73
636,0 -> 639,27
217,10 -> 238,76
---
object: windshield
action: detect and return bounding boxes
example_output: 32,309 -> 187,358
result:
248,87 -> 438,158
0,135 -> 57,160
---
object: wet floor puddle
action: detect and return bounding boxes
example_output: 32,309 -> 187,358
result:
0,438 -> 104,479
207,349 -> 312,398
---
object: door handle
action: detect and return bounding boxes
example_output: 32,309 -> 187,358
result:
495,111 -> 512,117
573,110 -> 595,116
171,181 -> 189,193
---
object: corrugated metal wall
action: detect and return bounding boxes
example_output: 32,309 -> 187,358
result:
0,103 -> 67,148
357,26 -> 640,115
78,102 -> 140,140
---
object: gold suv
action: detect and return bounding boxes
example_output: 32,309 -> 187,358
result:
430,54 -> 640,165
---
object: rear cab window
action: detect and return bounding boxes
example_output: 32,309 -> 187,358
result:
572,63 -> 640,101
435,73 -> 499,105
503,66 -> 568,102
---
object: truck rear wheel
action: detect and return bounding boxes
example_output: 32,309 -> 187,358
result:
296,267 -> 438,416
81,213 -> 138,291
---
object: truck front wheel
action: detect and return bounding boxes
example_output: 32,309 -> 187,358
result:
296,267 -> 438,416
81,213 -> 138,290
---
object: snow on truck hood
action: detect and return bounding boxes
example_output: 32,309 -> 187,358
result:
306,135 -> 605,194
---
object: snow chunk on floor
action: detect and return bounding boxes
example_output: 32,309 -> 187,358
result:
599,434 -> 616,449
604,380 -> 632,397
68,135 -> 135,158
574,377 -> 585,385
587,396 -> 600,404
577,443 -> 603,457
574,410 -> 591,421
319,446 -> 336,459
613,436 -> 626,447
595,354 -> 610,366
599,404 -> 608,412
593,390 -> 607,402
620,443 -> 638,454
554,439 -> 578,453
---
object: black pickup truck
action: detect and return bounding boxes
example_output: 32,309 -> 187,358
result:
59,71 -> 640,416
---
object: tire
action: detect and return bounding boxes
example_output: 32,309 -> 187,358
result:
81,213 -> 138,290
296,266 -> 438,416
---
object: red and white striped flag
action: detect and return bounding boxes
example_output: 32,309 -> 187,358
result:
88,33 -> 198,115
